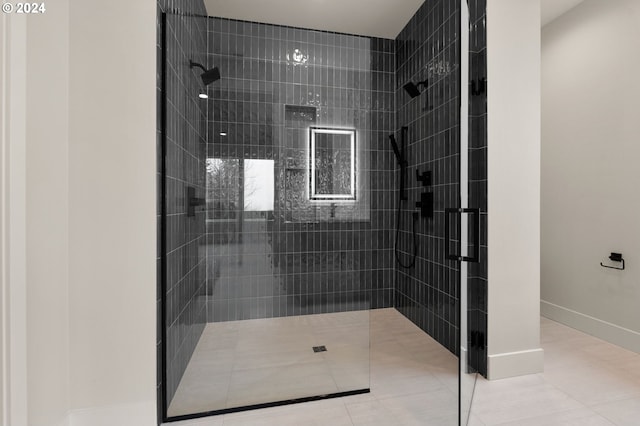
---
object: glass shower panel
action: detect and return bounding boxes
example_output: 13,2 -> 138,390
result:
394,0 -> 478,424
162,11 -> 387,420
459,0 -> 475,422
460,0 -> 487,423
160,11 -> 210,420
202,19 -> 375,413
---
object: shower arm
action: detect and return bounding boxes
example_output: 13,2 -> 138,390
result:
416,80 -> 428,90
189,60 -> 207,73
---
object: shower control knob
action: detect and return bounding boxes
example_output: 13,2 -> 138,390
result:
415,192 -> 433,219
416,169 -> 431,186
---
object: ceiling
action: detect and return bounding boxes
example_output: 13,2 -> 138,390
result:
203,0 -> 424,39
541,0 -> 586,26
204,0 -> 587,39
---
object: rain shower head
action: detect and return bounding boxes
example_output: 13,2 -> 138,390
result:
189,60 -> 221,86
403,79 -> 428,98
201,66 -> 221,85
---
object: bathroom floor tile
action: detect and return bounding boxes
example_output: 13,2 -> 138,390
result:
168,308 -> 457,423
168,312 -> 640,426
472,377 -> 584,425
492,408 -> 615,426
591,397 -> 640,426
470,318 -> 640,426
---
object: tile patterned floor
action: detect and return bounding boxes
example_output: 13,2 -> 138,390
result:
469,317 -> 640,426
168,308 -> 459,424
167,310 -> 640,425
168,310 -> 371,417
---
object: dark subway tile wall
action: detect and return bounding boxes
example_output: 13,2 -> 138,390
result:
467,0 -> 488,377
393,0 -> 488,375
205,18 -> 396,322
394,0 -> 463,355
157,0 -> 208,415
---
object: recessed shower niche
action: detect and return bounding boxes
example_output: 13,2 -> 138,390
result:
158,0 -> 487,423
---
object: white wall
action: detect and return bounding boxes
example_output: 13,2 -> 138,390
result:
25,2 -> 70,425
1,13 -> 29,426
486,0 -> 544,380
67,0 -> 156,421
541,0 -> 640,352
0,16 -> 5,422
3,0 -> 157,424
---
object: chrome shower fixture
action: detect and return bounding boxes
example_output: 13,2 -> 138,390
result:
189,60 -> 220,86
403,79 -> 428,98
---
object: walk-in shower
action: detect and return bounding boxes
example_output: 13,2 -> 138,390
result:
158,0 -> 488,424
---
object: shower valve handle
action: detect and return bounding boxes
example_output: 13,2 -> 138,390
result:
186,186 -> 205,217
416,169 -> 431,186
415,192 -> 433,218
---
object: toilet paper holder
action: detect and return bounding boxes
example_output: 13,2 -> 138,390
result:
600,252 -> 625,270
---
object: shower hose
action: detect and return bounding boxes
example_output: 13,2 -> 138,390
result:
394,197 -> 418,269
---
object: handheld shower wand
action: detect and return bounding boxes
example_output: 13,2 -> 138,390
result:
388,134 -> 402,163
389,127 -> 417,268
388,134 -> 407,201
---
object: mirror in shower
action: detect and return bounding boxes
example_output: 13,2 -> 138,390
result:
309,127 -> 356,201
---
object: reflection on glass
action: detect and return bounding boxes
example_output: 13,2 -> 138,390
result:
167,12 -> 374,419
309,127 -> 355,200
244,159 -> 274,211
207,158 -> 239,220
196,154 -> 370,417
286,48 -> 308,65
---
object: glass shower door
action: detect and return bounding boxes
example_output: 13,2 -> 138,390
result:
458,0 -> 487,424
161,11 -> 376,421
458,3 -> 476,424
201,17 -> 375,415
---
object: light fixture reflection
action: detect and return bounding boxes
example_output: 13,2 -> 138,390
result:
286,48 -> 308,65
198,93 -> 208,99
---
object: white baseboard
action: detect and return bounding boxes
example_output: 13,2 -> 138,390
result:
68,400 -> 156,426
541,300 -> 640,353
487,348 -> 544,380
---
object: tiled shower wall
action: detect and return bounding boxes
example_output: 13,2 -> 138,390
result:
157,0 -> 208,414
394,0 -> 462,355
205,19 -> 396,322
394,0 -> 488,374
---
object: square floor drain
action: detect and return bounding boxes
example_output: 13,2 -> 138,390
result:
312,345 -> 327,353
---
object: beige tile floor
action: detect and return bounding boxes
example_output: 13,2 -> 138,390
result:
168,310 -> 373,417
168,308 -> 459,424
469,317 -> 640,426
168,311 -> 640,426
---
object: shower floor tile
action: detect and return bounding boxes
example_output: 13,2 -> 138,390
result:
167,308 -> 458,420
167,311 -> 640,425
168,310 -> 375,417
